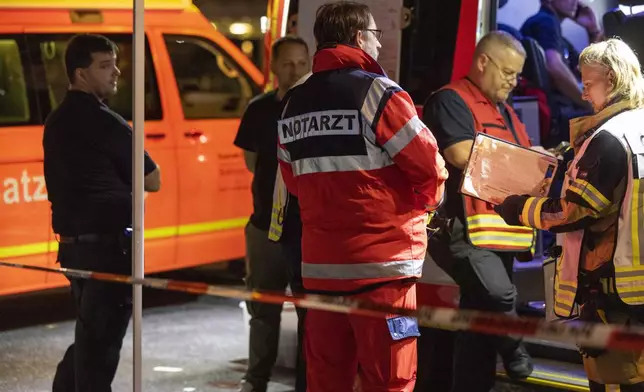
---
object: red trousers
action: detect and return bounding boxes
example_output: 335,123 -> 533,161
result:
304,281 -> 418,392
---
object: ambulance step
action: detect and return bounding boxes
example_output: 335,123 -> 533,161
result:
524,335 -> 583,364
496,357 -> 589,391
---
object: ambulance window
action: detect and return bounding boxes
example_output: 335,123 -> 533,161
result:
30,34 -> 162,121
0,38 -> 31,125
164,35 -> 254,119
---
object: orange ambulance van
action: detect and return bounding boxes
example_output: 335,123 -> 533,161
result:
0,0 -> 263,296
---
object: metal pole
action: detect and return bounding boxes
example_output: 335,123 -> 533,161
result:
132,0 -> 145,391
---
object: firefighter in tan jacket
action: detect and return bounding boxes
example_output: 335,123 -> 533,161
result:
495,38 -> 644,390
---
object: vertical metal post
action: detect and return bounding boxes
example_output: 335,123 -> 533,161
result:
132,0 -> 145,391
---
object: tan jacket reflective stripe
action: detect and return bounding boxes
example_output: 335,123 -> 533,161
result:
268,168 -> 287,242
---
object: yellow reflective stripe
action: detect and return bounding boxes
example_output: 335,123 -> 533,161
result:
577,179 -> 610,205
555,286 -> 575,304
632,179 -> 642,267
521,197 -> 536,228
623,296 -> 644,304
468,232 -> 534,240
467,215 -> 533,233
568,179 -> 611,211
555,278 -> 576,312
614,275 -> 644,283
0,241 -> 50,259
0,217 -> 249,259
468,232 -> 534,248
556,296 -> 575,306
614,284 -> 644,293
177,217 -> 248,236
532,198 -> 546,228
616,265 -> 644,272
467,222 -> 533,231
147,226 -> 179,240
467,214 -> 505,224
520,197 -> 547,229
601,278 -> 615,294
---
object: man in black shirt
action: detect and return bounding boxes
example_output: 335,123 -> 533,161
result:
44,34 -> 160,392
234,36 -> 310,392
423,32 -> 536,392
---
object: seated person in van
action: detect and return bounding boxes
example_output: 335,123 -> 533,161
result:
521,0 -> 602,145
497,0 -> 523,41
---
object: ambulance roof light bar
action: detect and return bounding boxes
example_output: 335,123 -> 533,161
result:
0,0 -> 192,10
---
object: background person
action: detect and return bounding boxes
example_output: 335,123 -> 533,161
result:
276,2 -> 448,391
422,31 -> 536,392
44,34 -> 161,392
234,35 -> 310,392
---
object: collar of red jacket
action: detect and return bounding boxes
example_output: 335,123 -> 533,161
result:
312,44 -> 386,76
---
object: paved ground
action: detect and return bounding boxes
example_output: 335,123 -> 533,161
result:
0,292 -> 297,392
0,265 -> 557,392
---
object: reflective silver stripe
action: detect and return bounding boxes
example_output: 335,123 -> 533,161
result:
615,269 -> 644,278
568,180 -> 610,210
637,154 -> 644,179
361,77 -> 401,126
558,284 -> 577,292
554,300 -> 573,313
382,116 -> 424,158
469,235 -> 533,245
363,122 -> 378,146
526,198 -> 539,228
302,259 -> 423,280
292,152 -> 394,176
277,146 -> 291,163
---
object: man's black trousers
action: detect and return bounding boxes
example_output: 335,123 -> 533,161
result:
52,233 -> 132,392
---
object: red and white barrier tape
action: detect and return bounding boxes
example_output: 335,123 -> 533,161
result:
1,260 -> 643,352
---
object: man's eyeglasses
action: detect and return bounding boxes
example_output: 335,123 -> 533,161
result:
363,29 -> 383,41
485,54 -> 521,82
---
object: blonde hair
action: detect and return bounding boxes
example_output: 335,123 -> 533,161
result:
579,38 -> 644,108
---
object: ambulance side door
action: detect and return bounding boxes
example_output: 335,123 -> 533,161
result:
153,28 -> 257,265
0,32 -> 50,296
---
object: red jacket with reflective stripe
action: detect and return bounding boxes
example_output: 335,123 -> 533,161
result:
277,45 -> 448,292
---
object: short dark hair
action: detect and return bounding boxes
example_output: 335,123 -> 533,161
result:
313,1 -> 371,49
272,36 -> 309,60
64,34 -> 118,83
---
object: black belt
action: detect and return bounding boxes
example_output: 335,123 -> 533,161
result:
58,233 -> 120,244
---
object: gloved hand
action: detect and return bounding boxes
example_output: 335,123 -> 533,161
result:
493,194 -> 530,226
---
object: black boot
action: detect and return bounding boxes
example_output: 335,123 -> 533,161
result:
501,343 -> 534,380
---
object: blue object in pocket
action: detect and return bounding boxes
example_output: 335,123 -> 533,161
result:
386,316 -> 421,341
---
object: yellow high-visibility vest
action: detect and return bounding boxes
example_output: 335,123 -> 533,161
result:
554,108 -> 644,317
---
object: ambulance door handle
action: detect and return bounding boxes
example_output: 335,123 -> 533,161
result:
184,130 -> 203,138
145,132 -> 166,140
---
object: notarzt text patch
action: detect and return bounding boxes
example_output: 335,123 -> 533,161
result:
278,110 -> 360,144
